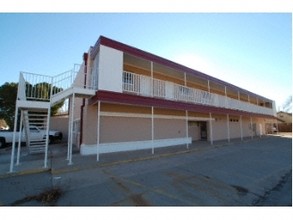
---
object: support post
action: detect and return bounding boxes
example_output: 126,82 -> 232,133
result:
9,106 -> 19,173
227,114 -> 230,142
68,93 -> 75,165
185,110 -> 189,149
240,115 -> 243,141
151,61 -> 153,97
44,106 -> 51,168
16,110 -> 23,165
224,86 -> 228,108
209,112 -> 213,145
208,80 -> 210,93
45,77 -> 54,168
67,99 -> 71,161
151,106 -> 154,154
276,119 -> 279,134
250,117 -> 253,139
97,101 -> 101,161
259,123 -> 263,138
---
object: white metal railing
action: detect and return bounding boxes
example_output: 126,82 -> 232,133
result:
52,63 -> 92,95
122,71 -> 274,116
51,69 -> 75,96
20,72 -> 54,101
18,64 -> 92,102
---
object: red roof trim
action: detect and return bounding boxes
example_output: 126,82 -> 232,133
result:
89,90 -> 275,119
91,35 -> 272,102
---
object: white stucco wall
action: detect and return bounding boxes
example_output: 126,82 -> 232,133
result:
98,45 -> 123,93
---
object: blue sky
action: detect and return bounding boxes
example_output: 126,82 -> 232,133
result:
0,13 -> 291,110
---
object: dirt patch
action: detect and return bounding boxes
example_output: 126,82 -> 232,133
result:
11,188 -> 62,206
130,193 -> 151,206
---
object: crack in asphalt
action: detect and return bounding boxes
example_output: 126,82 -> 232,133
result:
252,169 -> 292,206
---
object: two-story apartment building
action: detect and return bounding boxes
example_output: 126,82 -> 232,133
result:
73,36 -> 276,157
9,35 -> 277,172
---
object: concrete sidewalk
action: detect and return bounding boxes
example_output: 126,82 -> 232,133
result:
0,137 -> 230,176
0,134 -> 291,206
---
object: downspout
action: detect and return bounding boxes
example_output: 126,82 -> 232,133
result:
79,53 -> 88,147
80,100 -> 85,147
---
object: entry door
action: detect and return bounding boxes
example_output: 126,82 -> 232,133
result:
200,122 -> 207,140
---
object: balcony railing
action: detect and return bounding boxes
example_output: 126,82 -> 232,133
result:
122,71 -> 274,116
18,64 -> 92,102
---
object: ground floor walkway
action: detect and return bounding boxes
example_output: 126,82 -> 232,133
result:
0,136 -> 268,175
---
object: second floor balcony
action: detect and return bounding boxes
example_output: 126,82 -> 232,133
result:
122,71 -> 275,116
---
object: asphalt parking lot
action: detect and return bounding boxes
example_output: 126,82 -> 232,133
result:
0,133 -> 292,206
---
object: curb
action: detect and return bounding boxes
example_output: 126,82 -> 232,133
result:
0,167 -> 50,179
51,143 -> 220,175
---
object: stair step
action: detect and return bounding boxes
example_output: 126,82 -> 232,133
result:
29,147 -> 45,154
30,142 -> 46,146
28,141 -> 46,154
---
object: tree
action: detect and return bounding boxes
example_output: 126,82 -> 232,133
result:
282,95 -> 292,113
31,82 -> 64,115
0,82 -> 64,130
0,82 -> 18,130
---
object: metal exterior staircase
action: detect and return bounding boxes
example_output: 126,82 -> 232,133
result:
25,111 -> 48,154
9,64 -> 96,172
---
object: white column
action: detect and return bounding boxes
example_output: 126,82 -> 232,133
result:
209,112 -> 214,145
276,119 -> 279,134
227,114 -> 230,142
238,92 -> 241,111
9,105 -> 19,172
67,99 -> 71,160
151,61 -> 153,97
68,93 -> 75,165
151,61 -> 153,78
225,86 -> 228,108
44,107 -> 51,168
45,77 -> 54,168
240,115 -> 243,141
250,117 -> 253,139
208,80 -> 210,93
259,123 -> 263,137
16,110 -> 23,165
185,110 -> 189,149
151,106 -> 154,154
97,101 -> 101,161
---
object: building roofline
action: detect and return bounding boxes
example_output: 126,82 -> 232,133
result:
277,111 -> 292,115
91,35 -> 273,102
